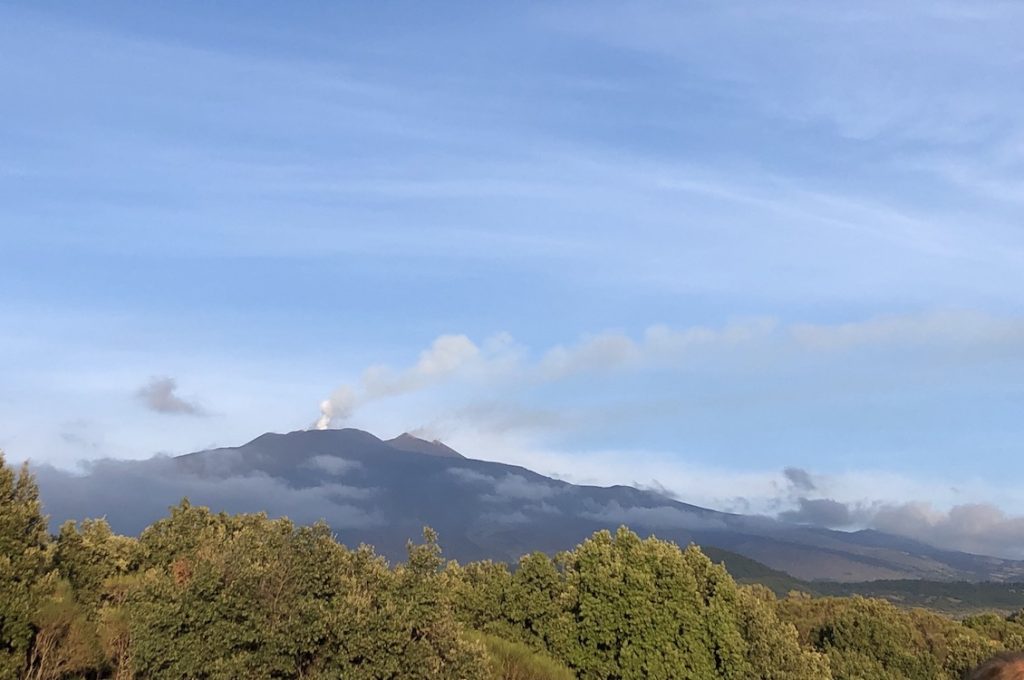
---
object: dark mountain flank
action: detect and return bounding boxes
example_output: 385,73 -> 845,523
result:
385,432 -> 464,458
35,429 -> 1024,583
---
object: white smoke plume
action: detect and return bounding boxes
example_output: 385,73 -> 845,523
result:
312,311 -> 1024,430
314,386 -> 358,430
314,335 -> 482,429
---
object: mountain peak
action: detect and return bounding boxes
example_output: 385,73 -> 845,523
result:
385,432 -> 464,459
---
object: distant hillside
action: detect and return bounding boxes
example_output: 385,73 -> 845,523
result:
701,546 -> 1024,616
813,580 -> 1024,617
33,428 -> 1024,584
701,545 -> 807,593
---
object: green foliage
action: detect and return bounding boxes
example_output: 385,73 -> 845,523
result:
709,549 -> 1024,617
25,579 -> 102,680
4,450 -> 1024,679
777,593 -> 996,679
962,611 -> 1024,650
452,527 -> 829,680
445,559 -> 514,636
468,631 -> 574,680
810,580 -> 1024,617
0,452 -> 51,680
124,505 -> 487,680
735,585 -> 833,680
54,517 -> 139,613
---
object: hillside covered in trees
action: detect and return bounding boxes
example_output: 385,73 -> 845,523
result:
3,451 -> 1024,679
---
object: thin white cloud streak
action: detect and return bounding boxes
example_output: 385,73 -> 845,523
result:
532,2 -> 1024,278
7,2 -> 1024,330
10,7 -> 1022,290
9,28 -> 1024,331
581,501 -> 727,530
541,1 -> 1024,145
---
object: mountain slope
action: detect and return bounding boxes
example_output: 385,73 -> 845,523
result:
34,429 -> 1024,583
385,433 -> 464,458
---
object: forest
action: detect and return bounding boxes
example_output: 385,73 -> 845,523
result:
3,452 -> 1023,680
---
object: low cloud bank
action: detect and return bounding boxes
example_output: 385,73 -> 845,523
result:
33,456 -> 382,535
581,500 -> 727,530
446,467 -> 562,504
776,466 -> 1024,559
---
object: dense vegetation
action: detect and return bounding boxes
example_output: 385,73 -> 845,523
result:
3,452 -> 1023,679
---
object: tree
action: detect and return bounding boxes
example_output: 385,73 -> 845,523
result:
124,503 -> 488,679
446,559 -> 513,636
54,518 -> 138,614
776,593 -> 995,679
25,580 -> 100,680
454,527 -> 829,680
8,458 -> 1023,680
963,612 -> 1024,651
736,585 -> 832,680
126,505 -> 352,678
0,452 -> 51,680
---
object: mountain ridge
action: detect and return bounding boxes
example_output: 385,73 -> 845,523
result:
33,428 -> 1024,583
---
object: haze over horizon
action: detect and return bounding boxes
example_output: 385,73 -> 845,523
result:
3,2 -> 1024,556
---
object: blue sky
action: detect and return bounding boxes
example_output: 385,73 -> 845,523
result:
3,2 -> 1024,542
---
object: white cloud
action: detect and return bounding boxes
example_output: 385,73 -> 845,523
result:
444,429 -> 785,513
490,474 -> 558,501
447,467 -> 561,503
870,502 -> 1024,558
302,455 -> 362,476
777,495 -> 1024,560
543,2 -> 1024,147
580,500 -> 726,530
446,467 -> 494,485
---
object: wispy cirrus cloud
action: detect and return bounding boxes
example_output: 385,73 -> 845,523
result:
541,1 -> 1024,146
